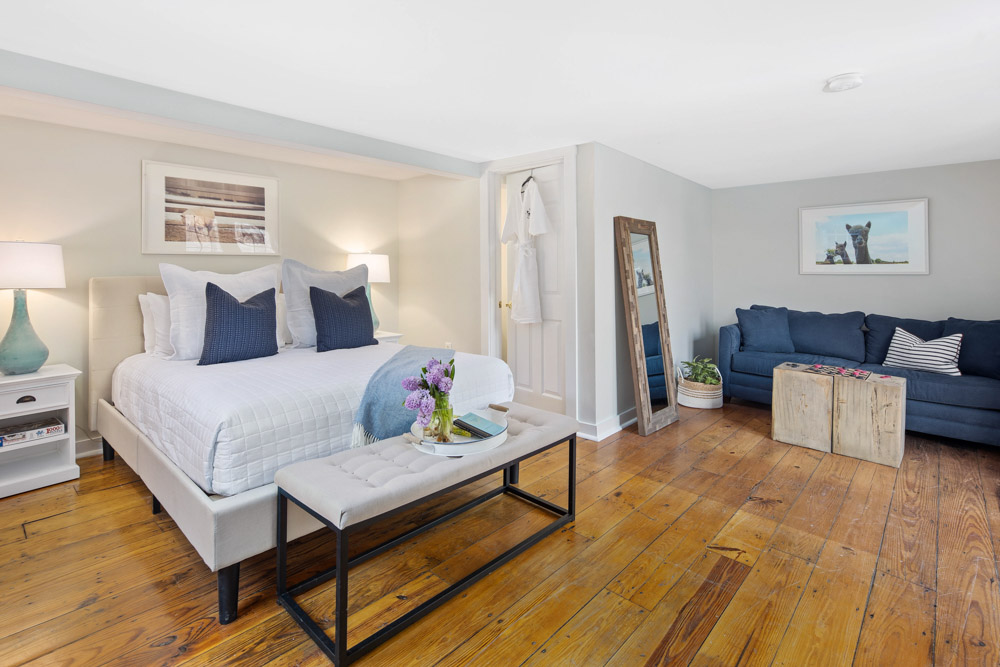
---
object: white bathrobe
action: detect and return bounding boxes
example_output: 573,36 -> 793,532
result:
501,178 -> 551,324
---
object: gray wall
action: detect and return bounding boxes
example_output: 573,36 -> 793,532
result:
712,160 -> 1000,330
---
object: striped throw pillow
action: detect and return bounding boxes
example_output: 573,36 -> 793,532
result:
883,327 -> 963,376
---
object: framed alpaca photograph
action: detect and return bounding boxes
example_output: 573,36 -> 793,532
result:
798,198 -> 928,275
141,161 -> 279,255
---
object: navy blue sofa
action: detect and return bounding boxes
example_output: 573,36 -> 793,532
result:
719,307 -> 1000,446
643,322 -> 668,401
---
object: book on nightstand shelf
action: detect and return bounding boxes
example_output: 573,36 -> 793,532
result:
0,418 -> 65,447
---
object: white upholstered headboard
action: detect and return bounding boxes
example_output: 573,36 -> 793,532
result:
88,276 -> 165,431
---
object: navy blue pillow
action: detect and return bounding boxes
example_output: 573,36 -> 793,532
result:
943,318 -> 1000,380
865,314 -> 945,364
198,283 -> 278,366
736,307 -> 794,353
311,285 -> 377,352
751,305 -> 865,361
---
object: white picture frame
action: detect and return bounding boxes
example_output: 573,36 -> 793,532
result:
142,161 -> 280,255
799,199 -> 928,275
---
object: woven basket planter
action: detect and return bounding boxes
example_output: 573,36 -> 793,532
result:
676,373 -> 723,409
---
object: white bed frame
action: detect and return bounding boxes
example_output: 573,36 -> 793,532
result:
89,276 -> 323,624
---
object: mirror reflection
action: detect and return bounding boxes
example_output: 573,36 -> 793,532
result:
630,233 -> 670,411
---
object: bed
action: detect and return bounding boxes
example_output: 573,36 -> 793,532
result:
89,276 -> 514,623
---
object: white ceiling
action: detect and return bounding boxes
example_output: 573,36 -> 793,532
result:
1,1 -> 998,188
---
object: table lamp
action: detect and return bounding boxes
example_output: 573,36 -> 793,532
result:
0,242 -> 66,375
345,253 -> 390,331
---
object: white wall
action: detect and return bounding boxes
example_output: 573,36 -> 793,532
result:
712,160 -> 1000,328
577,143 -> 714,437
397,175 -> 481,352
0,115 -> 401,438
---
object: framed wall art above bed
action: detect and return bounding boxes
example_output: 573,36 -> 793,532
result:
798,198 -> 928,275
141,161 -> 280,256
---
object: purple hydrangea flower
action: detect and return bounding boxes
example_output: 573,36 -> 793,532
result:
416,411 -> 432,427
401,375 -> 422,392
437,376 -> 453,393
404,389 -> 429,411
419,394 -> 436,415
426,365 -> 446,387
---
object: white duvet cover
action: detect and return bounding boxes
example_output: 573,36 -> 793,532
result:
112,344 -> 514,496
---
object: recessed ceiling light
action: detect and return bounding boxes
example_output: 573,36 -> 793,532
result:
824,72 -> 864,93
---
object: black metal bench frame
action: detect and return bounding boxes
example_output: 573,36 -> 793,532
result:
276,433 -> 577,665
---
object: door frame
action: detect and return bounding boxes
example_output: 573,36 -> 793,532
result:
479,146 -> 578,421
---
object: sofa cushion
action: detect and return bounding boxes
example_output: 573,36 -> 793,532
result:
859,364 -> 1000,411
865,314 -> 944,364
943,318 -> 1000,380
642,322 -> 661,357
646,354 -> 665,377
750,305 -> 864,361
737,307 -> 794,353
731,351 -> 858,378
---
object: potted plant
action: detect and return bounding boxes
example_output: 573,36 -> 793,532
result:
676,356 -> 723,409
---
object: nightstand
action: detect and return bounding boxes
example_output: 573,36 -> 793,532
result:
375,330 -> 403,345
0,364 -> 81,498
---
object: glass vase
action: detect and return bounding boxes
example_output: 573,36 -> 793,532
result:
425,398 -> 454,443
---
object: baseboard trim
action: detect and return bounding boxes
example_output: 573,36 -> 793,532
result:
577,408 -> 637,442
76,435 -> 102,459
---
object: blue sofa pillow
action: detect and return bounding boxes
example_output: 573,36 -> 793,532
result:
310,285 -> 377,352
642,322 -> 661,357
942,318 -> 1000,380
198,283 -> 278,366
736,307 -> 794,353
865,314 -> 945,364
750,305 -> 864,361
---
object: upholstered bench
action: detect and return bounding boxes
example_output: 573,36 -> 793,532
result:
274,402 -> 578,665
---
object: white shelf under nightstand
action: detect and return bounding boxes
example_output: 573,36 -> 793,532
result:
375,330 -> 403,345
0,364 -> 81,498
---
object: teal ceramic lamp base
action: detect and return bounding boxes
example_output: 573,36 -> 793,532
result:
0,289 -> 49,375
366,282 -> 380,331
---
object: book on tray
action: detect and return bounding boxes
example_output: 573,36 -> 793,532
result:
0,417 -> 65,447
454,413 -> 505,439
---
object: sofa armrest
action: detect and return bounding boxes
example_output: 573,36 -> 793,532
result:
718,324 -> 741,398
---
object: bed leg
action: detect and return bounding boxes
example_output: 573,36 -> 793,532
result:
102,438 -> 115,461
218,563 -> 240,625
152,497 -> 162,515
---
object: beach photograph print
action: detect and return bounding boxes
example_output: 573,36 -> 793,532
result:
142,161 -> 279,255
631,232 -> 656,295
799,199 -> 928,274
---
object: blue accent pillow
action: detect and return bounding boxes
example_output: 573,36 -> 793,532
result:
943,318 -> 1000,380
198,283 -> 278,366
865,314 -> 945,364
311,285 -> 377,352
751,305 -> 864,361
736,307 -> 794,353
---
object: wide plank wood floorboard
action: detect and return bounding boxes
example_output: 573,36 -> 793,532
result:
2,401 -> 999,665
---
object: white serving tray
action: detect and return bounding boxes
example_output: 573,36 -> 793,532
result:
409,409 -> 508,457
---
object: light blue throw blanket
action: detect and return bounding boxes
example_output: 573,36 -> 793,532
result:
352,345 -> 452,447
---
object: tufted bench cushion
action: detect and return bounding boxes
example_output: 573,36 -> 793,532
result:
274,402 -> 578,530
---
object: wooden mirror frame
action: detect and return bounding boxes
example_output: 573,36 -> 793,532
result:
614,216 -> 679,436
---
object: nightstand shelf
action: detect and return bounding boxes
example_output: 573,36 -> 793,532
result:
0,364 -> 81,498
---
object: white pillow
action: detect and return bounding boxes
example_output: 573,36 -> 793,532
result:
883,327 -> 963,376
282,259 -> 367,347
138,294 -> 154,354
146,293 -> 174,358
275,293 -> 292,347
160,263 -> 281,360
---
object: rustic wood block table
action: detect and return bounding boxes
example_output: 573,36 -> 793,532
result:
833,372 -> 907,467
771,362 -> 833,452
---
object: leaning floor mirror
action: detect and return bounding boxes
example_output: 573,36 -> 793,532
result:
614,216 -> 679,436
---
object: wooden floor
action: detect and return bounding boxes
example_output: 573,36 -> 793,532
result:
2,401 -> 1000,665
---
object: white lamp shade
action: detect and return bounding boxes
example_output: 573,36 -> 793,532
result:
346,253 -> 390,283
0,242 -> 66,289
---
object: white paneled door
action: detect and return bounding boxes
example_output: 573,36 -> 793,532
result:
503,165 -> 566,414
